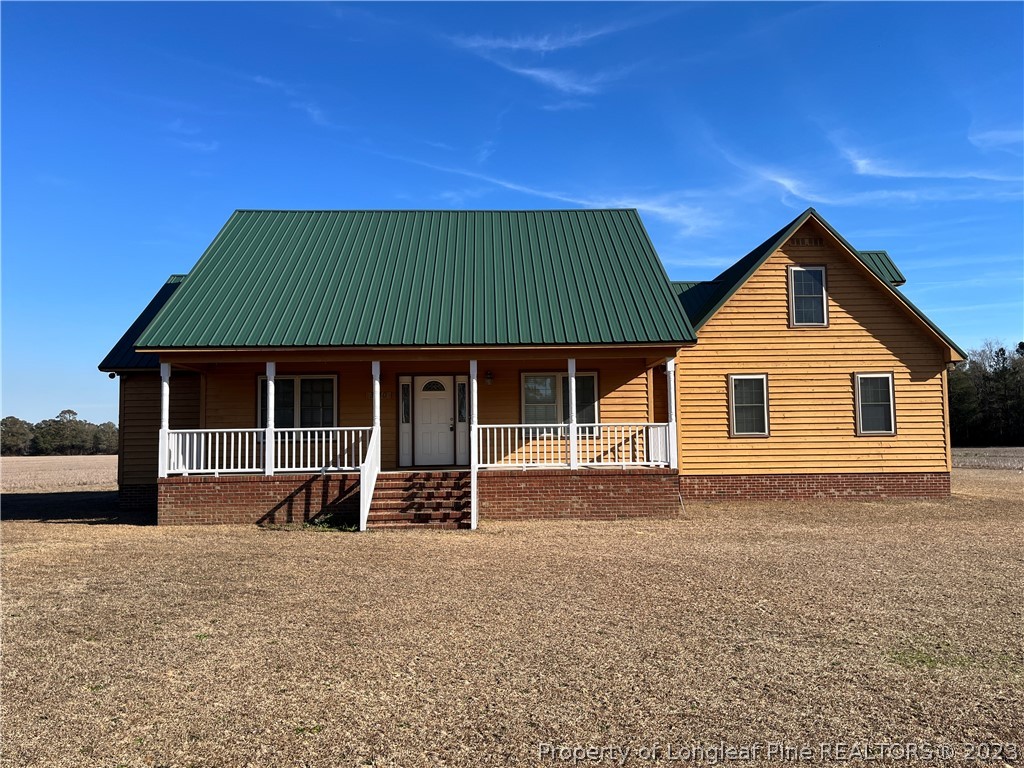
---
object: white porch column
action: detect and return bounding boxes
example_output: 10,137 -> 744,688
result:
158,362 -> 170,478
264,362 -> 276,476
469,359 -> 479,530
568,358 -> 578,469
665,358 -> 679,470
371,361 -> 381,428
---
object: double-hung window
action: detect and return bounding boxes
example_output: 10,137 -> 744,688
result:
522,373 -> 598,431
789,265 -> 828,326
854,372 -> 895,436
259,376 -> 336,428
728,374 -> 769,437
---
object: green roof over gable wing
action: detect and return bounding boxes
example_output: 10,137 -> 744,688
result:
671,280 -> 721,323
98,275 -> 187,372
681,208 -> 964,360
857,250 -> 907,286
135,210 -> 696,349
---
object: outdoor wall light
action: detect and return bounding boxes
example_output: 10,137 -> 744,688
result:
485,370 -> 494,385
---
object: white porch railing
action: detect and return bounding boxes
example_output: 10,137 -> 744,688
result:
167,429 -> 265,475
166,427 -> 372,475
358,425 -> 381,531
274,427 -> 371,472
476,423 -> 671,468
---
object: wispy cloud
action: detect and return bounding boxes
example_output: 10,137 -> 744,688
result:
910,274 -> 1024,294
172,138 -> 220,153
498,63 -> 607,95
290,101 -> 330,126
449,19 -> 641,96
475,140 -> 497,164
166,118 -> 202,136
968,126 -> 1024,151
35,173 -> 73,188
838,144 -> 1021,183
450,24 -> 627,54
247,74 -> 343,128
720,149 -> 1023,207
541,100 -> 593,112
368,149 -> 712,234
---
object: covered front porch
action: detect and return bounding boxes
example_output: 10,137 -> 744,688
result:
154,350 -> 680,529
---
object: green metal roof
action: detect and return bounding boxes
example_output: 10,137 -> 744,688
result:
676,208 -> 965,359
857,250 -> 906,286
136,210 -> 695,349
98,275 -> 186,371
671,280 -> 720,322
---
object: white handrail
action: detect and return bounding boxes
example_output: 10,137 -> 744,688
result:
275,427 -> 371,472
167,428 -> 264,475
359,425 -> 381,531
166,427 -> 372,475
476,423 -> 671,468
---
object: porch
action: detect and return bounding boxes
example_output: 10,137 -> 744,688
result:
154,354 -> 680,529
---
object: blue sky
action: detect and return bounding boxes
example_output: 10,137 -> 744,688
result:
2,1 -> 1022,424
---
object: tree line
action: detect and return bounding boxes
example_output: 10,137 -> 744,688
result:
1,410 -> 118,456
948,340 -> 1024,447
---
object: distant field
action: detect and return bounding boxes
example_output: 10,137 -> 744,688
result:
1,455 -> 118,493
952,447 -> 1024,470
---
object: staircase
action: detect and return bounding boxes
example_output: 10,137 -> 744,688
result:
365,471 -> 472,529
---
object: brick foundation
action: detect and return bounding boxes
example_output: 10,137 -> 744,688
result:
477,468 -> 681,520
678,472 -> 951,500
119,483 -> 157,513
158,474 -> 359,526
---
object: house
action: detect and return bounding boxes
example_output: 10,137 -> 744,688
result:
98,207 -> 964,528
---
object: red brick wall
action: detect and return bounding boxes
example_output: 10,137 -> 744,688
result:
678,472 -> 951,500
477,469 -> 681,520
158,474 -> 359,525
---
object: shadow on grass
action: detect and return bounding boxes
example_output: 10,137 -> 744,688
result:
0,491 -> 155,525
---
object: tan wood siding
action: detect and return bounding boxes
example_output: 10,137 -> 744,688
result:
677,236 -> 949,474
118,371 -> 199,486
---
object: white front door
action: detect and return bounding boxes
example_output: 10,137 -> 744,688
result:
414,376 -> 455,465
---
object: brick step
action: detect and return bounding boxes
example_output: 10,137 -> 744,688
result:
372,482 -> 470,492
377,472 -> 470,481
367,510 -> 471,524
369,499 -> 470,512
371,487 -> 470,498
368,520 -> 471,530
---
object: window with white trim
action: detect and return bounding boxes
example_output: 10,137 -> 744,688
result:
259,376 -> 336,428
728,374 -> 769,437
789,265 -> 828,326
521,373 -> 598,425
855,373 -> 895,435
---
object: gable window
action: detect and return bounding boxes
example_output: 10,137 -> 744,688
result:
259,376 -> 336,428
789,265 -> 828,326
855,373 -> 895,436
728,374 -> 769,437
522,373 -> 598,427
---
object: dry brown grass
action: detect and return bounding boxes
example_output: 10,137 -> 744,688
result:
2,471 -> 1021,766
953,446 -> 1024,470
1,455 -> 118,493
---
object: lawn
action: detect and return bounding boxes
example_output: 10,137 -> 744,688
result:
1,457 -> 1021,766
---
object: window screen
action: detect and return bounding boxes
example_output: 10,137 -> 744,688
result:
791,267 -> 826,325
857,374 -> 894,434
730,376 -> 767,436
300,378 -> 334,427
524,375 -> 557,424
260,377 -> 334,428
